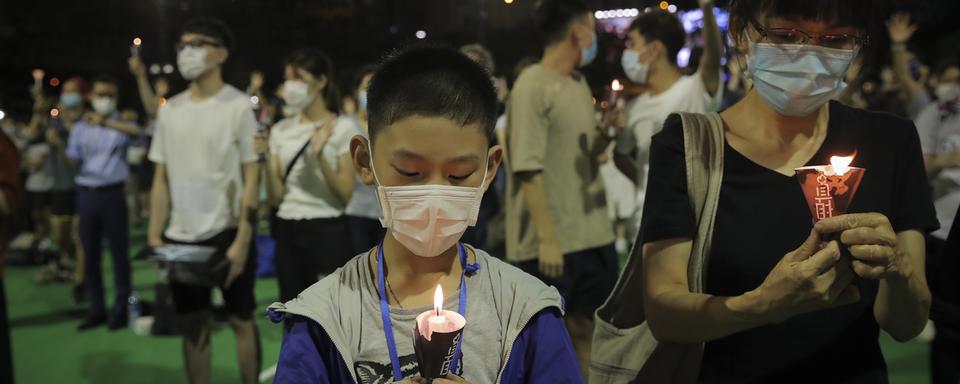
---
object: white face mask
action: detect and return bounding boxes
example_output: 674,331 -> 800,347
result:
369,143 -> 488,257
935,83 -> 960,102
621,46 -> 651,84
281,80 -> 314,110
177,46 -> 210,80
91,96 -> 117,116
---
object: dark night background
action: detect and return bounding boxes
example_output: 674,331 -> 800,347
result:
0,0 -> 958,121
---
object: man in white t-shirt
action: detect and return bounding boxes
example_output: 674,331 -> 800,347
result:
147,19 -> 261,384
916,63 -> 960,244
614,0 -> 723,231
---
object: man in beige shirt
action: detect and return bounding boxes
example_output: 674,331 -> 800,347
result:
505,0 -> 617,374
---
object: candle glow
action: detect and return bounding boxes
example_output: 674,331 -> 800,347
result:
611,79 -> 624,91
830,155 -> 854,176
433,285 -> 443,318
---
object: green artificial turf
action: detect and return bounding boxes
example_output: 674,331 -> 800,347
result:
6,225 -> 932,383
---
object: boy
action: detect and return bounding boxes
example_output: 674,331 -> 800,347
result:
147,18 -> 261,384
269,46 -> 583,383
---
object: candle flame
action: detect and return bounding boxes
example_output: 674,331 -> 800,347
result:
433,284 -> 443,317
830,154 -> 854,176
611,79 -> 624,91
133,37 -> 142,46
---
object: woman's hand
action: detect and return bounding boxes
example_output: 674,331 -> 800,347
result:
309,119 -> 335,156
748,230 -> 861,323
814,213 -> 908,281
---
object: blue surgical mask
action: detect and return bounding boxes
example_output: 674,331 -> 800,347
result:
621,48 -> 651,84
580,34 -> 598,68
358,91 -> 368,111
748,41 -> 856,116
60,92 -> 83,109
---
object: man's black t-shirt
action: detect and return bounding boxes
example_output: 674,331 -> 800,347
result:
641,101 -> 939,383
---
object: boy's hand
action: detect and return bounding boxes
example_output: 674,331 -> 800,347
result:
539,238 -> 564,279
433,374 -> 470,383
392,377 -> 427,384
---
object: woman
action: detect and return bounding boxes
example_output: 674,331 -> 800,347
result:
343,66 -> 386,255
253,48 -> 360,302
640,0 -> 938,382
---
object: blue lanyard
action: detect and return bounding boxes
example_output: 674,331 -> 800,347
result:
377,242 -> 471,381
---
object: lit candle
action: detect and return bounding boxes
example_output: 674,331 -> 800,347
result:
795,154 -> 865,222
413,284 -> 466,379
418,285 -> 464,339
131,37 -> 142,57
31,69 -> 45,91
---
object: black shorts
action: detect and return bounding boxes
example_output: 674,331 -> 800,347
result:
163,229 -> 257,320
274,216 -> 354,302
516,243 -> 618,317
50,190 -> 76,216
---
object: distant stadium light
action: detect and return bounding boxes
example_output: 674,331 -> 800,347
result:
594,8 -> 640,19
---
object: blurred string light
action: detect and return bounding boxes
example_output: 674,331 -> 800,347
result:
159,97 -> 167,106
149,64 -> 161,75
504,0 -> 513,4
659,1 -> 669,10
49,77 -> 61,87
250,96 -> 260,105
415,30 -> 427,39
50,108 -> 60,117
0,110 -> 6,120
594,8 -> 640,19
133,37 -> 142,46
667,4 -> 678,13
162,64 -> 175,74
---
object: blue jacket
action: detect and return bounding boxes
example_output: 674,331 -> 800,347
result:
271,308 -> 582,383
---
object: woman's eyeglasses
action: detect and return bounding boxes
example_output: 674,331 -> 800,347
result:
752,21 -> 867,50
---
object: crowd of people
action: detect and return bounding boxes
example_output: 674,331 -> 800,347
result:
1,0 -> 959,383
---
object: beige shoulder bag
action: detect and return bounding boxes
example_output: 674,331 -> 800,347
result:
590,112 -> 725,384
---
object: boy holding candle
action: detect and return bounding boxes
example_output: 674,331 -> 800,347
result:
268,46 -> 583,383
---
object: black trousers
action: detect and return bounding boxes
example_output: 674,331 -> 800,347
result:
77,185 -> 131,315
274,216 -> 353,302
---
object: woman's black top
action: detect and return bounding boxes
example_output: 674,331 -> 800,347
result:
641,101 -> 939,383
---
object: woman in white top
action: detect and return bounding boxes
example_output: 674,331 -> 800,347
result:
253,48 -> 360,302
343,66 -> 386,255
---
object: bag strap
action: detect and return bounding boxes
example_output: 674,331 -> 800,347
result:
283,137 -> 312,184
597,112 -> 725,327
282,116 -> 334,184
677,111 -> 725,294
